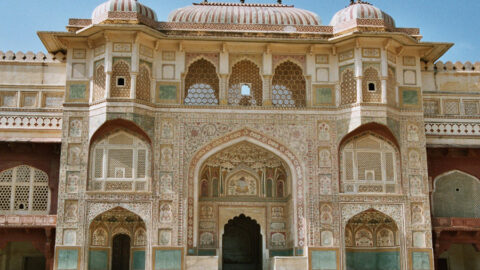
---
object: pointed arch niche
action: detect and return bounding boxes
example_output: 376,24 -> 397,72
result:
88,119 -> 152,192
345,209 -> 400,270
88,207 -> 146,270
339,123 -> 401,194
187,129 -> 306,253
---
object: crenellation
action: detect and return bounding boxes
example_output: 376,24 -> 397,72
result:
0,50 -> 65,63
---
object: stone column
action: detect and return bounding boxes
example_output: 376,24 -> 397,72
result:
380,49 -> 388,104
354,48 -> 363,104
262,75 -> 272,106
219,74 -> 229,105
131,41 -> 139,100
105,42 -> 113,98
130,72 -> 138,99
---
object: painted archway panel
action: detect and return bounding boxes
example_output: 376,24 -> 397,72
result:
346,250 -> 400,270
433,171 -> 480,218
88,249 -> 109,270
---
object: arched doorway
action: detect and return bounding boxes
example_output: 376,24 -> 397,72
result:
88,207 -> 147,270
345,209 -> 400,270
112,234 -> 130,270
222,214 -> 262,270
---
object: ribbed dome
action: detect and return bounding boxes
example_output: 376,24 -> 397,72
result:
168,2 -> 321,26
92,0 -> 157,24
330,1 -> 395,29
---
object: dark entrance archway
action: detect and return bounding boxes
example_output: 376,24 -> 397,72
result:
112,234 -> 131,270
222,214 -> 262,270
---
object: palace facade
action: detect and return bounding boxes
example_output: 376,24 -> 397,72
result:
0,0 -> 479,269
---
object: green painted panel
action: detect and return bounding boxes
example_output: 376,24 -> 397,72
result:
198,249 -> 216,256
159,85 -> 177,100
412,252 -> 430,270
133,250 -> 146,270
346,251 -> 399,270
311,250 -> 337,270
69,84 -> 86,99
433,172 -> 480,218
402,89 -> 419,105
88,250 -> 108,270
155,249 -> 182,270
269,249 -> 293,257
57,249 -> 78,270
315,87 -> 333,105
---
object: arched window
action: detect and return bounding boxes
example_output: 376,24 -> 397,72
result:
340,67 -> 356,105
272,61 -> 306,107
228,60 -> 263,106
387,67 -> 396,106
362,66 -> 381,103
93,60 -> 106,102
184,59 -> 219,105
341,134 -> 399,194
136,63 -> 151,102
111,59 -> 131,98
90,131 -> 150,192
0,165 -> 49,214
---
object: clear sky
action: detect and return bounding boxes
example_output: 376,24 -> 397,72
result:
1,0 -> 478,62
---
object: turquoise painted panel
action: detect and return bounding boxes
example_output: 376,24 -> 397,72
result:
412,252 -> 430,270
269,249 -> 293,257
57,249 -> 78,270
70,84 -> 86,99
88,250 -> 108,270
295,248 -> 304,256
434,171 -> 480,218
311,250 -> 337,270
346,251 -> 400,270
155,249 -> 182,270
402,89 -> 419,105
315,87 -> 333,105
159,85 -> 177,100
133,250 -> 146,270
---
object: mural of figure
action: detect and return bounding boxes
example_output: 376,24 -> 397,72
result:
64,201 -> 78,223
319,149 -> 332,168
69,119 -> 82,137
410,176 -> 423,196
377,228 -> 394,247
409,150 -> 421,169
159,203 -> 173,224
161,120 -> 174,139
200,205 -> 214,219
135,228 -> 146,246
159,173 -> 173,194
159,229 -> 171,246
161,145 -> 173,168
320,204 -> 333,225
92,228 -> 107,246
271,232 -> 286,247
407,124 -> 419,142
318,122 -> 331,141
319,175 -> 332,195
201,180 -> 209,197
199,232 -> 214,247
412,204 -> 425,225
68,146 -> 81,166
355,229 -> 373,247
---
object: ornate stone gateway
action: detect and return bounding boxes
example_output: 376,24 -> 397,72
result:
222,215 -> 262,270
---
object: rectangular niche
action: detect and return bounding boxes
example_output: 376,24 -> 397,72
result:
42,92 -> 64,108
0,91 -> 17,107
21,92 -> 38,108
400,87 -> 421,108
162,64 -> 175,80
66,81 -> 89,102
316,68 -> 329,82
72,63 -> 86,78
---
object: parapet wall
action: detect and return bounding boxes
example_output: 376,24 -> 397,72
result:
422,61 -> 480,92
0,51 -> 65,63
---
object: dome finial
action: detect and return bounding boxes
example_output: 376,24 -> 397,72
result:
277,0 -> 282,4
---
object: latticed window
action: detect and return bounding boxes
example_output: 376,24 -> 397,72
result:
341,134 -> 399,194
271,61 -> 306,107
0,165 -> 50,214
90,131 -> 150,192
340,68 -> 356,105
184,59 -> 219,105
136,63 -> 151,102
93,61 -> 106,102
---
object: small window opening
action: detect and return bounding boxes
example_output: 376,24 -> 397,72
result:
19,204 -> 25,210
368,82 -> 376,92
116,77 -> 126,87
456,188 -> 460,192
241,84 -> 251,96
365,170 -> 375,181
